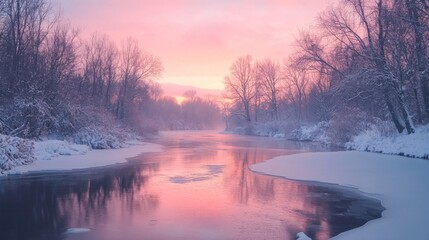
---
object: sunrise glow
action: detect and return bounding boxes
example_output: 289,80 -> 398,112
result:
52,0 -> 333,90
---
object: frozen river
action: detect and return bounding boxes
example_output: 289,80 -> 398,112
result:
0,131 -> 383,240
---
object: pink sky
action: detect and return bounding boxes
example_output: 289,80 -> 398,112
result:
52,0 -> 333,90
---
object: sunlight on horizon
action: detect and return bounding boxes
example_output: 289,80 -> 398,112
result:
51,0 -> 333,90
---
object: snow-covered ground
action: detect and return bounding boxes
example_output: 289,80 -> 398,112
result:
287,121 -> 330,143
4,140 -> 163,175
346,124 -> 429,158
34,140 -> 91,160
250,151 -> 429,239
300,122 -> 429,159
0,134 -> 34,172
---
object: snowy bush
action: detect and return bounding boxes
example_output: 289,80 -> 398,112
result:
327,107 -> 381,145
71,125 -> 136,149
231,124 -> 253,136
251,121 -> 295,138
229,120 -> 296,138
0,134 -> 35,173
288,121 -> 330,143
34,140 -> 90,160
0,97 -> 54,138
346,124 -> 429,159
63,105 -> 138,149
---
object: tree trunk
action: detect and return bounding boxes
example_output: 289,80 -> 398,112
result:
406,0 -> 429,117
384,89 -> 405,133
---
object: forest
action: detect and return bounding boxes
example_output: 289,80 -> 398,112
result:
223,0 -> 429,146
1,0 -> 429,172
0,0 -> 222,144
0,1 -> 428,239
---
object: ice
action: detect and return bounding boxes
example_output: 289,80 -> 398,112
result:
296,232 -> 312,240
168,164 -> 225,184
251,151 -> 429,239
64,228 -> 91,234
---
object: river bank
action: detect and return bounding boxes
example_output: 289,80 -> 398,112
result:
2,139 -> 163,176
250,151 -> 429,239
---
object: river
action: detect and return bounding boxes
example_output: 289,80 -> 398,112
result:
0,131 -> 383,240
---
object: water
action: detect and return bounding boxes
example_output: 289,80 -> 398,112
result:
0,131 -> 384,240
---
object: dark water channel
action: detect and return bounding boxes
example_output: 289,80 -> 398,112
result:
0,131 -> 383,240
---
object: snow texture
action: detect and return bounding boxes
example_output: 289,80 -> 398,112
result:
64,228 -> 92,234
346,124 -> 429,158
6,141 -> 163,175
250,121 -> 290,138
34,140 -> 90,160
0,134 -> 34,173
251,151 -> 429,240
169,164 -> 225,184
288,121 -> 330,143
296,232 -> 312,240
71,125 -> 137,149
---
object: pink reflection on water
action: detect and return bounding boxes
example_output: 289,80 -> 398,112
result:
11,132 -> 378,240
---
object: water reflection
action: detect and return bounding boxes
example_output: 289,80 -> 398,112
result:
0,132 -> 383,240
0,163 -> 159,240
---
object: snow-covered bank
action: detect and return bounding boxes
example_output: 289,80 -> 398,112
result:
34,140 -> 91,160
0,134 -> 34,172
250,151 -> 429,239
346,125 -> 429,159
3,140 -> 163,175
288,121 -> 330,143
235,120 -> 429,159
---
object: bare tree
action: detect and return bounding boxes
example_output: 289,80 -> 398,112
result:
43,22 -> 79,101
116,38 -> 162,119
0,0 -> 52,98
224,55 -> 255,122
404,0 -> 429,119
255,58 -> 282,120
295,0 -> 415,133
284,62 -> 310,122
81,34 -> 119,106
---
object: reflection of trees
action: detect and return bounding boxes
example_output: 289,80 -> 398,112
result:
301,185 -> 383,239
0,163 -> 160,240
225,148 -> 282,204
223,145 -> 383,240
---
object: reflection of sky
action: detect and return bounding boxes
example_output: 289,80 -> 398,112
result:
0,132 -> 382,240
51,0 -> 333,89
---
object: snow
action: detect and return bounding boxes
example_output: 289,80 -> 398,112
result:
34,140 -> 90,160
0,134 -> 34,172
297,232 -> 312,240
64,228 -> 92,234
8,141 -> 163,174
288,121 -> 330,143
250,151 -> 429,240
346,124 -> 429,159
71,125 -> 135,149
168,164 -> 225,184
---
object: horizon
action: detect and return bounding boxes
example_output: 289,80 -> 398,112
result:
1,0 -> 428,239
51,0 -> 333,90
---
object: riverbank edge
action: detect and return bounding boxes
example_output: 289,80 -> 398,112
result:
2,141 -> 164,176
249,151 -> 429,240
226,123 -> 429,159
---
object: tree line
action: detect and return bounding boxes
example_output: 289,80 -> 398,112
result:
224,0 -> 429,137
0,0 -> 162,138
141,90 -> 223,131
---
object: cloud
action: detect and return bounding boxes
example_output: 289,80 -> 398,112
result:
51,0 -> 333,89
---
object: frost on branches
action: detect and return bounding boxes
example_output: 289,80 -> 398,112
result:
0,134 -> 35,173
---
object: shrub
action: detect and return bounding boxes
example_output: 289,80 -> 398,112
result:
288,121 -> 330,143
71,125 -> 135,149
327,107 -> 382,145
0,134 -> 35,172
